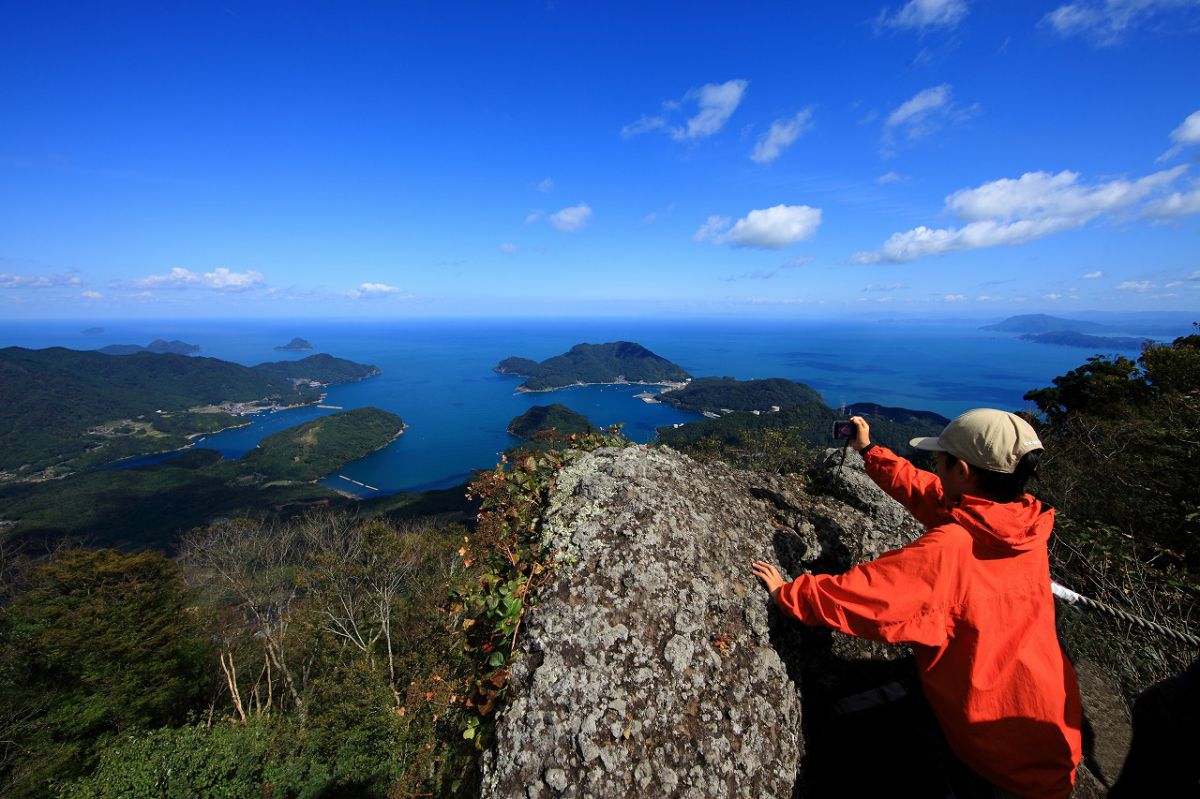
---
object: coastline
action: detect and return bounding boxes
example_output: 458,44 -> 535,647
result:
512,379 -> 690,395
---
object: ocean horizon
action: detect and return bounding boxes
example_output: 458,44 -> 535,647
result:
0,316 -> 1175,494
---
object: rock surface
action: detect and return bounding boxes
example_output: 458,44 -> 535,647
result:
481,445 -> 1125,797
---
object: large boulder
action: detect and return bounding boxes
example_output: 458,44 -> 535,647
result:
480,446 -> 924,798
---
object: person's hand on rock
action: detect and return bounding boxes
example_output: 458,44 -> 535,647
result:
752,560 -> 786,600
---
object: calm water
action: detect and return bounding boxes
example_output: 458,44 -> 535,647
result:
0,317 -> 1157,494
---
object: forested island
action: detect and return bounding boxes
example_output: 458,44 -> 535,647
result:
495,341 -> 691,391
657,377 -> 823,414
1018,331 -> 1149,350
0,347 -> 381,480
275,337 -> 315,351
507,404 -> 595,440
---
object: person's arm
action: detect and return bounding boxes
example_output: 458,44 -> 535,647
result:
848,416 -> 946,528
752,529 -> 957,647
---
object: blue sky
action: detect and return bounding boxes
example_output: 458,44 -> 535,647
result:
2,0 -> 1199,318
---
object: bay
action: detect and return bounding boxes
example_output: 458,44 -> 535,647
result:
0,317 -> 1152,494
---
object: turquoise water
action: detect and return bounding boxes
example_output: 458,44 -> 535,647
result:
0,317 -> 1155,493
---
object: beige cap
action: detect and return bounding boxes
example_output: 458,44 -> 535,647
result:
909,408 -> 1043,474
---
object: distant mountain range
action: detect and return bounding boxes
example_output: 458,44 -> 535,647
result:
98,339 -> 202,356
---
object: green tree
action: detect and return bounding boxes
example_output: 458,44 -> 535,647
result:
1,548 -> 211,796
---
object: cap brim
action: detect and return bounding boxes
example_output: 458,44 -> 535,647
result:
909,436 -> 944,451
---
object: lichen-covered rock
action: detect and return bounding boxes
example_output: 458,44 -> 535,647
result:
481,445 -> 932,798
481,446 -> 803,798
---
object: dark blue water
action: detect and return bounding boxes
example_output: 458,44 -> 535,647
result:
0,317 -> 1154,493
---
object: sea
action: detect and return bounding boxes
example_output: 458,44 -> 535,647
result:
0,317 -> 1169,496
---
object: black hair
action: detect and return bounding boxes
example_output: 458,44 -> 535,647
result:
943,450 -> 1041,503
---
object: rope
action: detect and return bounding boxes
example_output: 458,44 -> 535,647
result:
1051,581 -> 1200,647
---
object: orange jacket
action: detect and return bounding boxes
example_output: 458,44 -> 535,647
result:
775,445 -> 1083,799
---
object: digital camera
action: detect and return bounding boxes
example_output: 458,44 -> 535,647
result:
832,420 -> 855,440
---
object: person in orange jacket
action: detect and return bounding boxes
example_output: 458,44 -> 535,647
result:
753,409 -> 1083,799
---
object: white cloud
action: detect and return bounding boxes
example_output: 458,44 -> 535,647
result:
1143,184 -> 1200,219
877,0 -> 969,30
0,272 -> 81,289
548,203 -> 592,232
1117,280 -> 1153,291
360,283 -> 401,294
877,171 -> 909,185
976,295 -> 1005,302
1083,270 -> 1105,279
622,79 -> 748,142
693,215 -> 731,242
1043,292 -> 1064,300
204,267 -> 264,291
853,166 -> 1188,263
863,282 -> 905,292
1166,280 -> 1184,287
525,210 -> 543,224
883,84 -> 978,151
81,290 -> 102,299
134,266 -> 264,292
695,204 -> 822,249
1158,109 -> 1200,161
887,85 -> 951,128
344,282 -> 412,299
750,109 -> 814,164
536,177 -> 554,193
1042,0 -> 1200,46
943,294 -> 966,302
500,242 -> 518,254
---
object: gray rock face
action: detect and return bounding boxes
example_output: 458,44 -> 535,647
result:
481,445 -> 924,798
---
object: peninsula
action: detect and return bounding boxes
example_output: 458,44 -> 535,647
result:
655,376 -> 945,457
495,341 -> 691,392
0,347 -> 381,480
1018,331 -> 1149,350
0,407 -> 419,550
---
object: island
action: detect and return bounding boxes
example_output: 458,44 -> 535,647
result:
655,376 -> 945,457
507,404 -> 596,440
0,347 -> 382,480
275,337 -> 315,352
98,338 -> 202,356
657,377 -> 822,415
81,326 -> 107,335
842,402 -> 950,428
980,314 -> 1110,334
495,341 -> 691,392
1018,331 -> 1149,350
